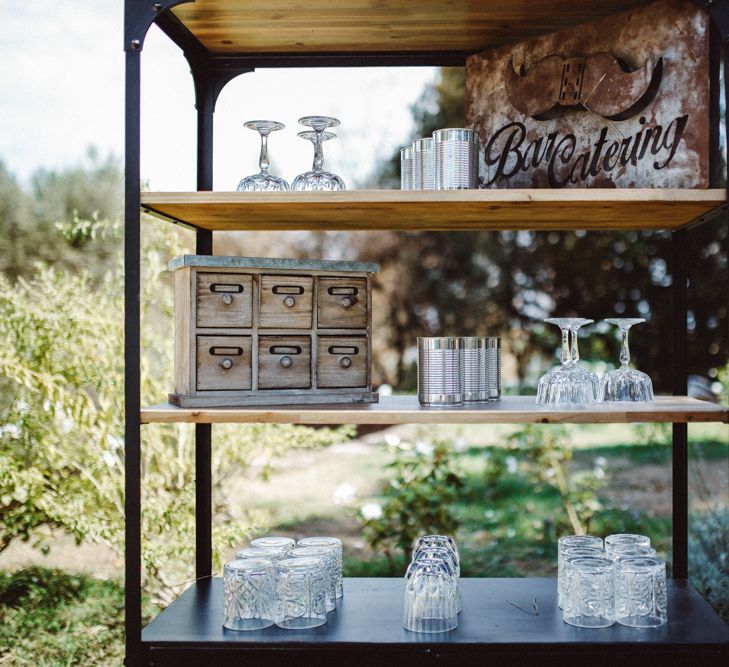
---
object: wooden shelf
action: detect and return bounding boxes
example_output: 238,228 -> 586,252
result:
141,190 -> 725,232
141,395 -> 729,425
170,1 -> 652,55
142,578 -> 729,666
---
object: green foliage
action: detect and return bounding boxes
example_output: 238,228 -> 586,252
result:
358,438 -> 463,571
689,509 -> 729,623
507,425 -> 606,535
0,567 -> 128,666
0,204 -> 352,603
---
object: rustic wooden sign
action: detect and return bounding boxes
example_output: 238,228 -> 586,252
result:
465,0 -> 713,189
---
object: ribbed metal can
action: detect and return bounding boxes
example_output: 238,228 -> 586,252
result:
417,337 -> 463,407
433,128 -> 480,190
486,337 -> 501,400
412,137 -> 434,190
400,145 -> 414,190
460,337 -> 489,402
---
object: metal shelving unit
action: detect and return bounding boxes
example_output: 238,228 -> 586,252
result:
124,1 -> 729,665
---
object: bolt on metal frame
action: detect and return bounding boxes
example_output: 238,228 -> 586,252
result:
124,1 -> 729,664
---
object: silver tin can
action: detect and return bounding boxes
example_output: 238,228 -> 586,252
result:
417,337 -> 463,407
460,337 -> 489,402
433,128 -> 480,190
400,145 -> 414,190
412,137 -> 434,190
486,337 -> 501,400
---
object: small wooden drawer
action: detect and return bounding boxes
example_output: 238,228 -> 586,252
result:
196,335 -> 252,391
260,276 -> 313,329
196,273 -> 253,328
317,277 -> 368,329
258,336 -> 311,389
317,336 -> 367,388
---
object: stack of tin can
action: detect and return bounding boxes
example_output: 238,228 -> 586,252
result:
417,337 -> 501,407
400,129 -> 480,190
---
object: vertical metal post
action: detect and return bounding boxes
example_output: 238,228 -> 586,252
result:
195,73 -> 214,581
124,47 -> 143,666
672,228 -> 689,580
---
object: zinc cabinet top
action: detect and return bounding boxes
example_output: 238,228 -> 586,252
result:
168,255 -> 380,274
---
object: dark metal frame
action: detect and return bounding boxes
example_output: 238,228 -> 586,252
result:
124,1 -> 729,664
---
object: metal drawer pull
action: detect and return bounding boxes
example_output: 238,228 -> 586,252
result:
328,346 -> 359,355
221,293 -> 233,305
283,295 -> 296,308
273,285 -> 305,295
339,357 -> 352,369
209,346 -> 244,356
210,283 -> 244,293
279,356 -> 293,369
220,358 -> 234,370
270,346 -> 302,355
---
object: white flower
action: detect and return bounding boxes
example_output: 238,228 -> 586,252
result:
415,440 -> 435,456
484,509 -> 495,519
507,528 -> 516,538
384,432 -> 401,447
59,417 -> 75,434
453,437 -> 467,453
16,400 -> 30,414
594,456 -> 607,468
106,434 -> 124,450
333,482 -> 357,506
360,502 -> 383,520
593,466 -> 606,480
506,456 -> 518,474
1,424 -> 21,439
101,451 -> 116,467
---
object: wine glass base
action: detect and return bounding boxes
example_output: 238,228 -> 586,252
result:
236,173 -> 289,192
536,365 -> 599,406
599,368 -> 654,402
292,170 -> 346,191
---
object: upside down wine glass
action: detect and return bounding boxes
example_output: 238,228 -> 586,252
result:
600,318 -> 654,402
536,318 -> 598,405
292,116 -> 346,191
236,120 -> 289,191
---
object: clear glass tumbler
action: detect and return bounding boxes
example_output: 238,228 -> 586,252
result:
403,559 -> 458,633
223,558 -> 276,631
236,546 -> 289,562
609,545 -> 657,562
289,546 -> 337,612
562,557 -> 616,628
297,536 -> 343,599
615,556 -> 667,627
250,536 -> 295,552
274,557 -> 328,629
558,546 -> 604,609
412,546 -> 461,613
604,533 -> 650,557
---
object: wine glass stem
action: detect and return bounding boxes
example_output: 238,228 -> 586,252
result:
620,327 -> 631,369
258,132 -> 270,174
570,329 -> 580,364
313,130 -> 324,172
560,327 -> 571,366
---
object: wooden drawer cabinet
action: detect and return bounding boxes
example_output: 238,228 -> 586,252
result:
169,256 -> 379,407
196,272 -> 253,328
317,277 -> 367,329
317,336 -> 368,388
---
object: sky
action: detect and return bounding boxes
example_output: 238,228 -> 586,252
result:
0,1 -> 437,190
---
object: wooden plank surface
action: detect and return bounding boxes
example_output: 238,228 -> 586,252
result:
170,1 -> 652,54
141,395 -> 729,425
141,190 -> 725,232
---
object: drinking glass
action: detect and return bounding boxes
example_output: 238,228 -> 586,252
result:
414,535 -> 460,567
412,545 -> 461,613
289,546 -> 337,612
403,559 -> 458,633
609,545 -> 657,562
297,536 -> 343,599
236,120 -> 289,191
292,116 -> 345,191
223,558 -> 276,631
562,557 -> 616,628
604,533 -> 651,557
536,318 -> 598,405
558,546 -> 604,609
236,546 -> 289,562
250,536 -> 295,552
615,557 -> 667,627
274,557 -> 328,629
600,318 -> 654,402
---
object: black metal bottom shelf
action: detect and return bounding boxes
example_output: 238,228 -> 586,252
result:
142,577 -> 729,666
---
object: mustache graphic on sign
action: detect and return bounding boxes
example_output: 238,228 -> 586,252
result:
505,53 -> 663,121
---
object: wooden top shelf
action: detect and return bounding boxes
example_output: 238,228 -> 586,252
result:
169,1 -> 652,54
141,395 -> 729,425
141,189 -> 725,232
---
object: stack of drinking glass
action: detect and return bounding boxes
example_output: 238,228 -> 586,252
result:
557,532 -> 667,628
403,535 -> 461,633
537,318 -> 654,406
223,535 -> 343,631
